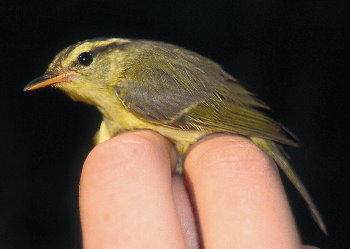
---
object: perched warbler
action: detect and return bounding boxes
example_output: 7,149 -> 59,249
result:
24,38 -> 326,234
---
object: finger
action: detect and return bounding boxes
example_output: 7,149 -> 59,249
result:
185,134 -> 301,249
172,174 -> 200,249
79,130 -> 186,249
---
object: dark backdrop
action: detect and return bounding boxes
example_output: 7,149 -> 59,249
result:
1,0 -> 348,248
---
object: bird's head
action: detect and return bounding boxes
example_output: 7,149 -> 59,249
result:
24,38 -> 131,105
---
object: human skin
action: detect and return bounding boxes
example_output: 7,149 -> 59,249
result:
79,130 -> 319,249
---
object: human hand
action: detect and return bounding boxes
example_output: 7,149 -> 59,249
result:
79,130 -> 319,249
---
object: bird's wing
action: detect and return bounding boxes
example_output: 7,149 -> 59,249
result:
115,43 -> 298,146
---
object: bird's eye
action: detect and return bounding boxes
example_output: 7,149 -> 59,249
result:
77,52 -> 93,66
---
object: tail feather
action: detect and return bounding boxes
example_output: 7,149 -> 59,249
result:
250,136 -> 327,235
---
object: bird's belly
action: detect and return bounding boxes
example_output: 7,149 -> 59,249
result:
94,115 -> 207,154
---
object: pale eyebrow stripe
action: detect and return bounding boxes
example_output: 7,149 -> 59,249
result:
89,41 -> 131,55
68,41 -> 131,68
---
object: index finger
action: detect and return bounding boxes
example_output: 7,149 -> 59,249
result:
79,130 -> 186,249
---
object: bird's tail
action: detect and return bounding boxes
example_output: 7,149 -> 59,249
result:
250,136 -> 327,235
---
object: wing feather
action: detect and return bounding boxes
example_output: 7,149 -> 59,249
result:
115,41 -> 298,146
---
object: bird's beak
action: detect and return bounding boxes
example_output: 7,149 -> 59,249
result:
24,72 -> 74,92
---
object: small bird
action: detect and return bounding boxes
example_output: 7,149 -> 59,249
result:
24,38 -> 326,234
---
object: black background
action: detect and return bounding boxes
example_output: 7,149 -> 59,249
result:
1,0 -> 349,248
